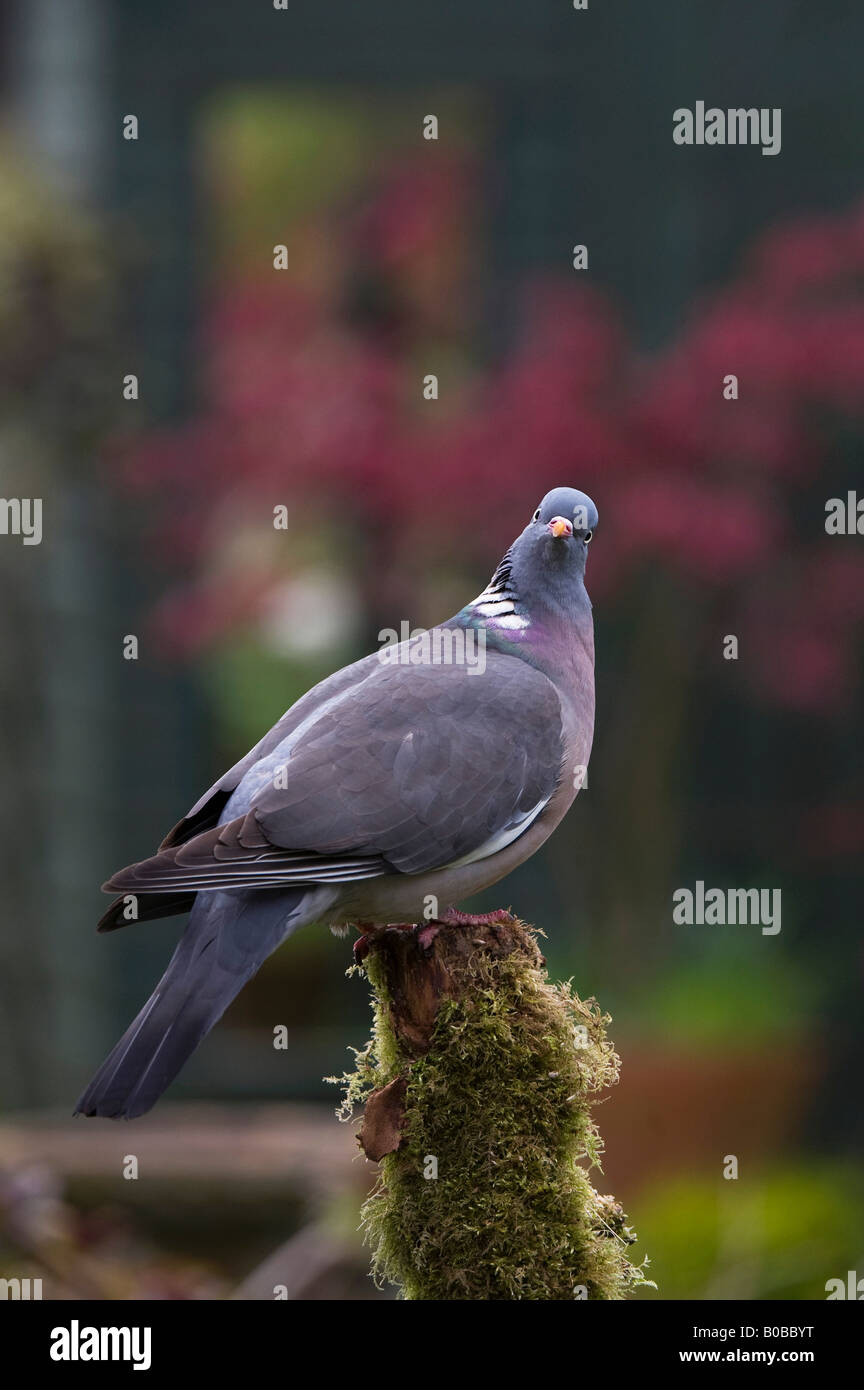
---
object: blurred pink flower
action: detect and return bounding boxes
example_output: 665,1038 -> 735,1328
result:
113,183 -> 864,715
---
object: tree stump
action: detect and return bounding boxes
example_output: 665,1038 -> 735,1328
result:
336,912 -> 650,1300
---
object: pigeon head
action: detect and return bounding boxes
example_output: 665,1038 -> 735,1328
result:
464,487 -> 598,633
532,486 -> 598,543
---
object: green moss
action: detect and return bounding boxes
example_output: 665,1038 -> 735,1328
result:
334,920 -> 651,1300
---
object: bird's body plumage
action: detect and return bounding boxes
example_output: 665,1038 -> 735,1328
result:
76,487 -> 598,1118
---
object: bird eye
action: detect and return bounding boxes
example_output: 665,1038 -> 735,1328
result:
584,530 -> 593,544
533,510 -> 541,521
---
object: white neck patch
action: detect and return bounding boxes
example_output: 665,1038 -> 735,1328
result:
467,579 -> 530,631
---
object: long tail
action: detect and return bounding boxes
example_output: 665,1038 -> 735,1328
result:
75,887 -> 328,1119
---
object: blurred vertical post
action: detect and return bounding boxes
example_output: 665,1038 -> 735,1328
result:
1,0 -> 114,1103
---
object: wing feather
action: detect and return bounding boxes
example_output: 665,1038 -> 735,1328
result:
106,645 -> 564,897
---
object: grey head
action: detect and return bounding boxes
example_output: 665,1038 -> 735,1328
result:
462,486 -> 599,633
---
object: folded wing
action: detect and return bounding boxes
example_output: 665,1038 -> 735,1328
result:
104,648 -> 564,904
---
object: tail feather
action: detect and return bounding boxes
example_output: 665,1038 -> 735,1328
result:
76,888 -> 327,1119
97,891 -> 197,933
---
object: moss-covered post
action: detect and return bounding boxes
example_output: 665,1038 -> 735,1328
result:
336,912 -> 649,1300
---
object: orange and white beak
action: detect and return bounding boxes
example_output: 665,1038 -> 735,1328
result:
548,516 -> 573,538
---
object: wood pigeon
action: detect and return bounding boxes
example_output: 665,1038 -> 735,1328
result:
76,486 -> 598,1119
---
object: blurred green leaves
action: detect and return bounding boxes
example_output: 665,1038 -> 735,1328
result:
633,1165 -> 864,1301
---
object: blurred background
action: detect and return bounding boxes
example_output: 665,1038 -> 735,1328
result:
1,0 -> 863,1299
